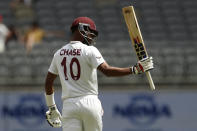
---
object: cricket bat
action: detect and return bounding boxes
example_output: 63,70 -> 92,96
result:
122,6 -> 155,90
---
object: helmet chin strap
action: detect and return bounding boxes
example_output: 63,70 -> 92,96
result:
80,32 -> 93,46
78,23 -> 97,46
82,38 -> 90,46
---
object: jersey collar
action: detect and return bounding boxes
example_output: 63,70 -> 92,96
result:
70,41 -> 81,44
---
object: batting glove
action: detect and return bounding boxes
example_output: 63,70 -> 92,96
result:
45,93 -> 62,128
131,57 -> 154,74
46,105 -> 62,128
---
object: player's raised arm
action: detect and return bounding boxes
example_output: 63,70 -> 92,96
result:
98,57 -> 153,77
98,62 -> 131,77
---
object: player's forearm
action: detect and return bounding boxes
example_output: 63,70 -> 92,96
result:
45,82 -> 54,95
45,72 -> 57,95
103,66 -> 132,77
98,62 -> 132,77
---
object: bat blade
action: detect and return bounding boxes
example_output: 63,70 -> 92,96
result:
122,6 -> 155,90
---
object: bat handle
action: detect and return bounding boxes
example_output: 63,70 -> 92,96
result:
145,71 -> 155,90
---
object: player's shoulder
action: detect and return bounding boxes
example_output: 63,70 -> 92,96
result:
89,45 -> 99,50
54,48 -> 61,56
81,45 -> 98,56
88,45 -> 101,54
53,42 -> 69,57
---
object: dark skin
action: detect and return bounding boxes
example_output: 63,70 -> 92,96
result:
45,29 -> 132,95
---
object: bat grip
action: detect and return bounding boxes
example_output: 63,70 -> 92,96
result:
145,71 -> 155,90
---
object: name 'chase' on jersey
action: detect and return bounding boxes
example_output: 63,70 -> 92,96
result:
60,49 -> 81,56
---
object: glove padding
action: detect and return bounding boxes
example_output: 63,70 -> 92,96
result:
46,105 -> 62,128
131,57 -> 154,74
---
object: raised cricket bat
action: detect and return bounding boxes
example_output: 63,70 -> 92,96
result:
122,6 -> 155,90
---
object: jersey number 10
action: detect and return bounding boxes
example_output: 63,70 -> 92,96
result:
61,57 -> 81,80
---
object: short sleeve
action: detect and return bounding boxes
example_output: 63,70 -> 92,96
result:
48,54 -> 58,75
89,46 -> 105,68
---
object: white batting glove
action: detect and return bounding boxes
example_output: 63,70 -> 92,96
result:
45,93 -> 62,128
46,105 -> 62,128
131,57 -> 154,74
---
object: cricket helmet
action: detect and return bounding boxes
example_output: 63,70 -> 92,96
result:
71,17 -> 98,45
71,17 -> 98,35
